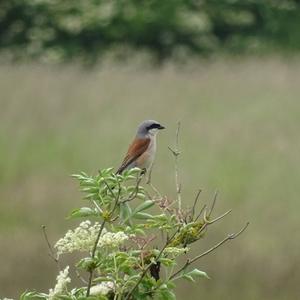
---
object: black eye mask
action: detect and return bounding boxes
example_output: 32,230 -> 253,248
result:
146,123 -> 165,131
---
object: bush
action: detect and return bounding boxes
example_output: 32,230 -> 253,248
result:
0,0 -> 299,63
18,159 -> 247,300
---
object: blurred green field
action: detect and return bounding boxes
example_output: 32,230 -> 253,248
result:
0,58 -> 299,299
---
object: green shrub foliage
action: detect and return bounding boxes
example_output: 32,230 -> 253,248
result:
19,167 -> 247,300
1,0 -> 300,63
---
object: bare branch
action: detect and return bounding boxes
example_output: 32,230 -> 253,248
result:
168,121 -> 182,210
169,222 -> 249,280
195,204 -> 207,222
190,189 -> 202,221
147,166 -> 162,198
145,163 -> 162,199
76,270 -> 88,284
203,208 -> 232,224
208,190 -> 218,217
41,225 -> 60,269
189,222 -> 249,264
194,207 -> 232,242
121,172 -> 144,204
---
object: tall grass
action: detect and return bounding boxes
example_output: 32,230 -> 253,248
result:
0,58 -> 299,299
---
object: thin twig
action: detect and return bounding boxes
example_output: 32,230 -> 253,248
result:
41,225 -> 61,269
148,182 -> 162,198
110,177 -> 122,212
194,208 -> 232,240
103,180 -> 117,202
168,121 -> 182,210
146,164 -> 153,185
203,208 -> 232,224
76,270 -> 88,284
191,189 -> 202,221
169,222 -> 249,280
208,190 -> 218,217
195,204 -> 207,222
121,173 -> 143,204
146,164 -> 162,198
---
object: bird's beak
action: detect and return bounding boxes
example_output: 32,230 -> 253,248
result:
158,124 -> 165,130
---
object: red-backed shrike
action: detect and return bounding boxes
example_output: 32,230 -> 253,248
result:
116,120 -> 165,174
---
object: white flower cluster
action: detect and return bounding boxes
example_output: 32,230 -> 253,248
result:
55,220 -> 105,256
48,266 -> 71,299
90,281 -> 115,296
1,298 -> 14,300
164,247 -> 189,256
98,231 -> 129,248
54,220 -> 130,256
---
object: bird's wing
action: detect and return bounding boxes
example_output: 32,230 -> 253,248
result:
116,138 -> 150,174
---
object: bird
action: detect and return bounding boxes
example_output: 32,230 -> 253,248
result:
116,120 -> 165,175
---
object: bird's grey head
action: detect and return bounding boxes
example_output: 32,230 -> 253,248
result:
136,120 -> 165,137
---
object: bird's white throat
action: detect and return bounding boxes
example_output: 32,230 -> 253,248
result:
148,128 -> 159,136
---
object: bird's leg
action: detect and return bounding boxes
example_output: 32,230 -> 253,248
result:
145,168 -> 151,184
146,165 -> 162,198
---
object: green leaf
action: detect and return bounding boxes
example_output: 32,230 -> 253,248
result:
20,291 -> 47,300
166,281 -> 176,289
159,257 -> 176,267
152,214 -> 168,221
182,274 -> 195,282
81,187 -> 99,193
127,186 -> 144,193
120,202 -> 132,223
157,288 -> 176,300
132,212 -> 154,220
76,257 -> 97,271
126,167 -> 142,176
136,192 -> 146,200
132,228 -> 146,235
180,269 -> 210,282
186,268 -> 210,280
68,207 -> 98,219
132,200 -> 155,215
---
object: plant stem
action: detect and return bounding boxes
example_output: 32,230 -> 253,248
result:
86,219 -> 106,296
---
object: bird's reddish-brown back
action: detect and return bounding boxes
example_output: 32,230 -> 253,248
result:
117,138 -> 150,174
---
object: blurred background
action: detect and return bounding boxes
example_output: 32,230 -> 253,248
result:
0,1 -> 300,299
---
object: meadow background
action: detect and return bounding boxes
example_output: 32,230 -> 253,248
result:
1,1 -> 300,299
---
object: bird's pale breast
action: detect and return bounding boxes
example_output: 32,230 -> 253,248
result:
136,137 -> 156,170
